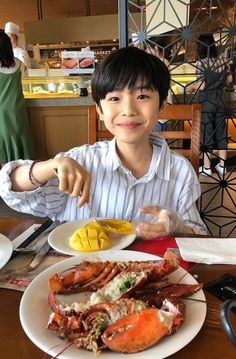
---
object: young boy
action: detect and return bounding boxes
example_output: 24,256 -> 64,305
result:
0,46 -> 207,239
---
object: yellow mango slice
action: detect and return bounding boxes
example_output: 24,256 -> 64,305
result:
69,222 -> 110,252
99,237 -> 110,250
99,219 -> 134,234
69,219 -> 133,252
69,236 -> 90,251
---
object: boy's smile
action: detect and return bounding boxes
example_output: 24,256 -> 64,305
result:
97,85 -> 162,146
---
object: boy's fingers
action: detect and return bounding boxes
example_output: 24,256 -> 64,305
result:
137,224 -> 167,239
140,205 -> 162,216
58,174 -> 68,192
137,214 -> 172,239
70,180 -> 84,197
77,179 -> 91,208
65,173 -> 78,195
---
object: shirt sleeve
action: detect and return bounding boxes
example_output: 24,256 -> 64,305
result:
21,49 -> 31,69
0,160 -> 67,220
195,59 -> 204,79
176,167 -> 207,235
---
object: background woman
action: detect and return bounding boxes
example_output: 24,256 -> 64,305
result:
0,30 -> 36,164
4,22 -> 31,70
191,33 -> 232,176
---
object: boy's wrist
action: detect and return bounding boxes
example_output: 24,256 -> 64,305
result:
174,219 -> 194,235
29,161 -> 47,187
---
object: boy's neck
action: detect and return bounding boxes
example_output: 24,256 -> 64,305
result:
116,141 -> 153,179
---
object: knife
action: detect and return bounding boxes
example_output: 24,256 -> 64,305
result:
10,218 -> 53,259
25,240 -> 51,272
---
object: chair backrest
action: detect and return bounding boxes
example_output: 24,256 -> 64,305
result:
155,104 -> 201,174
88,103 -> 201,174
88,105 -> 113,144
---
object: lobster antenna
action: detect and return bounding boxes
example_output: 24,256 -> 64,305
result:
176,258 -> 207,283
46,343 -> 73,359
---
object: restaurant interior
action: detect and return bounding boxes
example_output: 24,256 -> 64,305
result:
0,2 -> 236,359
0,0 -> 235,237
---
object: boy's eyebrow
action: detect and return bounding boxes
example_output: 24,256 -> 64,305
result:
131,85 -> 153,91
133,85 -> 148,90
107,84 -> 154,94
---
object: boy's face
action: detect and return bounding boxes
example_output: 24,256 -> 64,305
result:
97,84 -> 164,146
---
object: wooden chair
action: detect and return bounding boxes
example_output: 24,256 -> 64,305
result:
88,105 -> 113,144
88,104 -> 201,174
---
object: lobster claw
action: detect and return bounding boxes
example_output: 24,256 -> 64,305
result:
101,308 -> 174,353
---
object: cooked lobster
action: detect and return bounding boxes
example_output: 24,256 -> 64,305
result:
47,251 -> 203,356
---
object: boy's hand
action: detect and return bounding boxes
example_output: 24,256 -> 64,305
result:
136,205 -> 192,239
53,157 -> 91,207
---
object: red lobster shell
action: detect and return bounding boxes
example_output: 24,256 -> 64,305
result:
47,251 -> 203,355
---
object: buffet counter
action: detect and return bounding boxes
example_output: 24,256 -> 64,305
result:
22,74 -> 91,98
22,73 -> 96,159
25,96 -> 94,108
23,73 -> 235,160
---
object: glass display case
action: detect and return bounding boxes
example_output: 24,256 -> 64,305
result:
22,75 -> 91,98
33,41 -> 118,68
170,63 -> 196,95
22,62 -> 197,99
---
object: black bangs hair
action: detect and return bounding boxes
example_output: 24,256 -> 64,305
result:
91,46 -> 170,108
0,31 -> 15,68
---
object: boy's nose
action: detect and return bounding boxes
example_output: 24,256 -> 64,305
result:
120,101 -> 137,116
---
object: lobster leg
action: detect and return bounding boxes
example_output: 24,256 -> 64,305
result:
48,252 -> 179,295
136,283 -> 203,308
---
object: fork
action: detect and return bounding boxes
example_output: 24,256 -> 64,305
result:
86,203 -> 110,228
0,222 -> 59,278
24,241 -> 50,273
0,241 -> 50,278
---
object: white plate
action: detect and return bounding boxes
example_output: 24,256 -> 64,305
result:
0,233 -> 13,269
48,219 -> 136,255
20,250 -> 206,359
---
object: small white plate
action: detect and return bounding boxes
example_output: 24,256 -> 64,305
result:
48,219 -> 136,255
0,234 -> 13,269
20,250 -> 206,359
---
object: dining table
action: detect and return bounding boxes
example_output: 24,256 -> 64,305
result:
0,215 -> 236,359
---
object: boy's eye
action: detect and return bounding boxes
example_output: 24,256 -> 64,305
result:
108,96 -> 119,102
137,94 -> 150,100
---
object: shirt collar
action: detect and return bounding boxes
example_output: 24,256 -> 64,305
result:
104,135 -> 171,180
105,138 -> 121,171
149,135 -> 171,181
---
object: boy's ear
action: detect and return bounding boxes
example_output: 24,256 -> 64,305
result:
96,104 -> 104,121
159,99 -> 167,112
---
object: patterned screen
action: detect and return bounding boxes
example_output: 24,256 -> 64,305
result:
123,0 -> 236,236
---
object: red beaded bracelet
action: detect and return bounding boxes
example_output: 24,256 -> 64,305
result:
29,160 -> 46,187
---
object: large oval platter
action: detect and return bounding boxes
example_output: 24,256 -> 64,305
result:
20,250 -> 206,359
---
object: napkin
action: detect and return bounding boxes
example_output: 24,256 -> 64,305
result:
128,236 -> 189,270
176,237 -> 236,264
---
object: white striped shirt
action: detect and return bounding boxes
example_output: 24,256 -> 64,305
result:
196,56 -> 230,78
0,136 -> 207,234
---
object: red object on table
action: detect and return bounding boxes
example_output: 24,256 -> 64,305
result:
128,236 -> 189,270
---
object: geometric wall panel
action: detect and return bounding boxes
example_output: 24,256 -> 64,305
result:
125,0 -> 236,236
